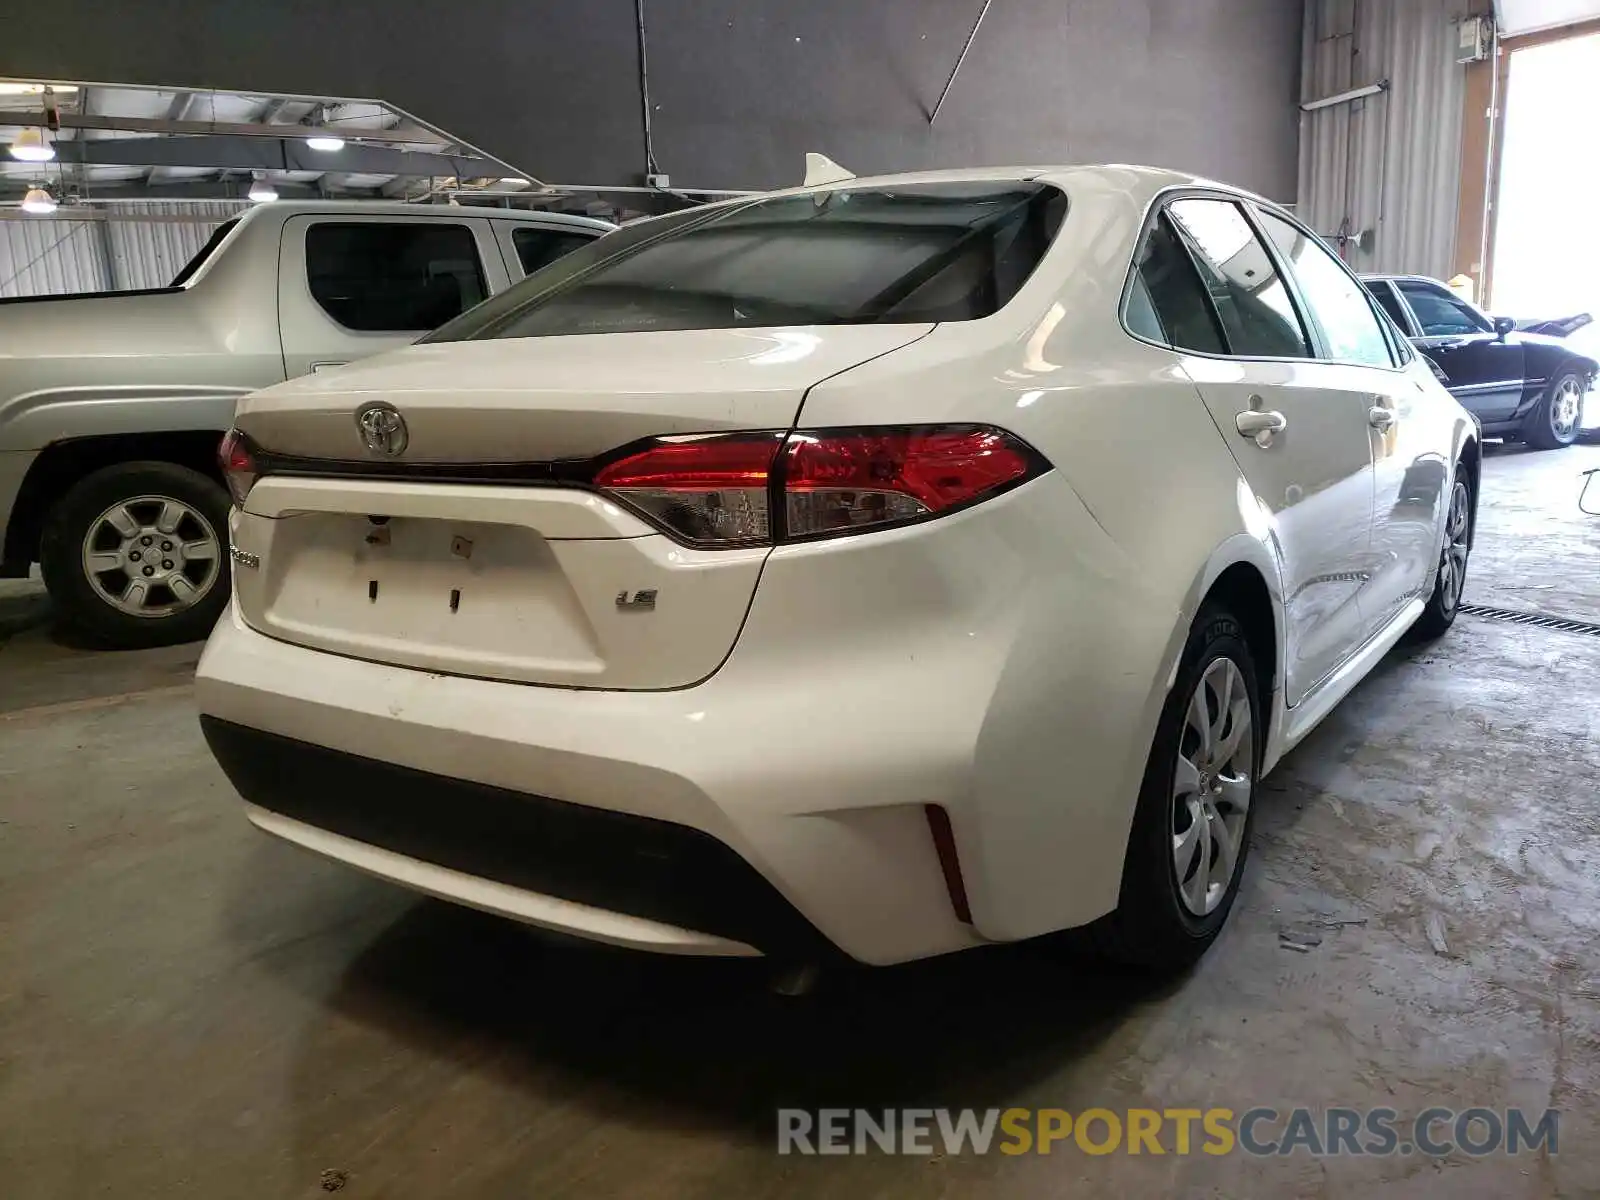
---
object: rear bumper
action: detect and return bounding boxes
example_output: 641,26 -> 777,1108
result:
196,470 -> 1175,963
202,716 -> 831,959
196,609 -> 991,965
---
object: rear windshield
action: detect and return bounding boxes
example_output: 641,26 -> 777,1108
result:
428,181 -> 1067,341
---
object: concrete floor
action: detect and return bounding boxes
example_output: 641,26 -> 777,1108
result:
2,443 -> 1597,1198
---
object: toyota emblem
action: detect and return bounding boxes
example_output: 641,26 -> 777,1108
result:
355,401 -> 408,457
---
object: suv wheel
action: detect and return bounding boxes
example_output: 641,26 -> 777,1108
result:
40,462 -> 232,649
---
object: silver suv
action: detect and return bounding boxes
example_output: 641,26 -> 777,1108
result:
0,200 -> 612,647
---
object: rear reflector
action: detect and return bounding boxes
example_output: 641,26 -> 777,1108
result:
595,425 -> 1044,547
924,804 -> 973,924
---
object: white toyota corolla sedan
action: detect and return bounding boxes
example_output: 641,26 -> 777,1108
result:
197,165 -> 1478,971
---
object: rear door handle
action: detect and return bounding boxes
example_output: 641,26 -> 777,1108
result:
1368,406 -> 1397,431
1235,408 -> 1288,448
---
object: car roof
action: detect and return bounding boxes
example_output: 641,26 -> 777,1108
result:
236,200 -> 615,232
739,162 -> 1291,218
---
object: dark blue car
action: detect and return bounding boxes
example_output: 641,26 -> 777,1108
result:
1362,273 -> 1596,450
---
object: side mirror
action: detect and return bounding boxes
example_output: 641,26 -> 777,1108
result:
1493,315 -> 1516,339
1425,356 -> 1450,385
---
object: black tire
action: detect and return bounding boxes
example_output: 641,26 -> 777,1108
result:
1411,470 -> 1472,641
1089,606 -> 1262,971
1521,369 -> 1585,450
39,461 -> 232,649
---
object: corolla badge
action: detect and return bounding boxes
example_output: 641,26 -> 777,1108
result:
355,401 -> 408,457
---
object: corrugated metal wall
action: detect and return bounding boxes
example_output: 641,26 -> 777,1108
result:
0,201 -> 246,297
102,201 -> 248,291
0,217 -> 112,297
1299,0 -> 1474,279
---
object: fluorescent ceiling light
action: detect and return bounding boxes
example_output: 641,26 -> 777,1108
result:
10,127 -> 55,162
21,186 -> 57,214
305,134 -> 345,152
499,177 -> 532,188
0,82 -> 76,97
248,173 -> 278,202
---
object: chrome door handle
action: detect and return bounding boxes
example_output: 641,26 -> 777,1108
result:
1368,406 -> 1397,431
1235,408 -> 1288,448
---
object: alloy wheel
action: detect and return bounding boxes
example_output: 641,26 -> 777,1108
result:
1436,479 -> 1471,616
1551,377 -> 1583,440
80,495 -> 223,619
1172,657 -> 1254,917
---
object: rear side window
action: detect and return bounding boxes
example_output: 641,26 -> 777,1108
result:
1364,280 -> 1413,332
1396,281 -> 1489,337
512,227 -> 599,276
1166,199 -> 1311,359
305,223 -> 486,332
1128,213 -> 1227,354
443,182 -> 1067,340
1258,211 -> 1394,367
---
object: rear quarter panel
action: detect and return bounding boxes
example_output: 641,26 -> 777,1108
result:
0,217 -> 286,454
789,170 -> 1279,939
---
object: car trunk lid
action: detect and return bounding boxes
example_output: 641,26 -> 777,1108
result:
234,326 -> 932,462
229,324 -> 932,689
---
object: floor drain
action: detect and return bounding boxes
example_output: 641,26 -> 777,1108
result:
1458,603 -> 1600,637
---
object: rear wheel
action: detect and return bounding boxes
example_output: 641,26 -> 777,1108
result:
40,462 -> 231,649
1522,371 -> 1584,450
1091,606 -> 1260,971
1411,473 -> 1472,641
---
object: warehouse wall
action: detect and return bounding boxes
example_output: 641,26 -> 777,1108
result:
2,0 -> 1304,198
100,201 -> 248,290
0,202 -> 244,297
0,217 -> 110,296
1298,0 -> 1474,279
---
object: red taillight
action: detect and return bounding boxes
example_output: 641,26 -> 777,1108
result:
782,427 -> 1038,540
218,428 -> 258,505
592,433 -> 782,546
593,425 -> 1044,546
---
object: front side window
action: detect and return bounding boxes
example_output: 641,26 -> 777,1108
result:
436,182 -> 1067,341
1259,211 -> 1394,367
305,223 -> 486,332
1166,198 -> 1311,359
1396,281 -> 1489,337
512,227 -> 600,277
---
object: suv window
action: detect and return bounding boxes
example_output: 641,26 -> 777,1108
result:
1396,281 -> 1489,337
1363,280 -> 1413,332
305,223 -> 486,332
1258,211 -> 1394,367
438,181 -> 1067,340
1127,213 -> 1227,354
512,227 -> 599,276
1166,198 -> 1310,359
